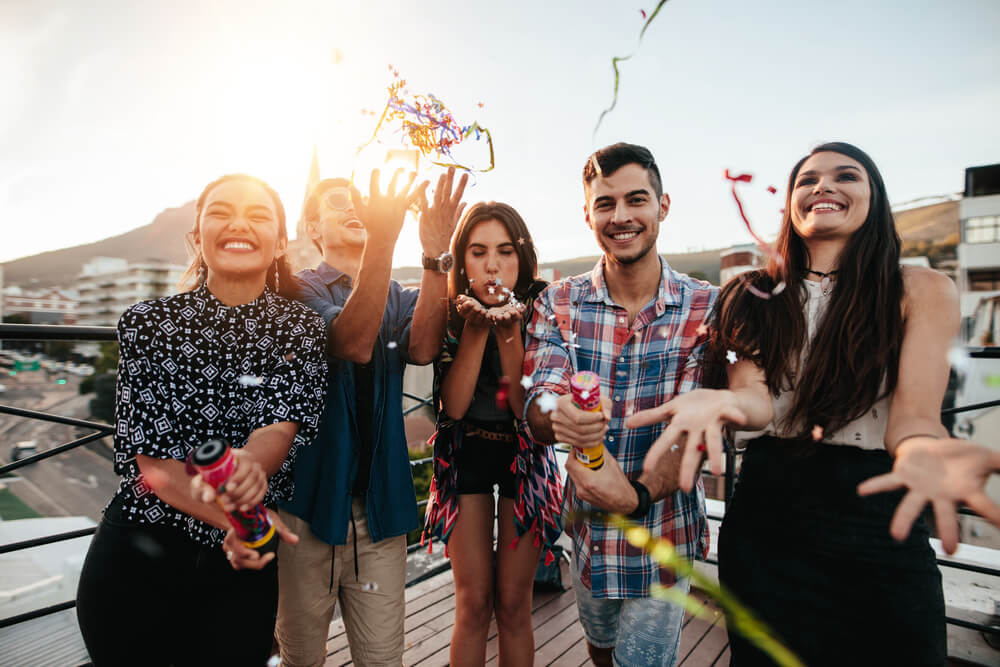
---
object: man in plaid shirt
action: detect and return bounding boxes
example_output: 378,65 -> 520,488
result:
524,143 -> 717,667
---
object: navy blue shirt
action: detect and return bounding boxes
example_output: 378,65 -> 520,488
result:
281,262 -> 421,545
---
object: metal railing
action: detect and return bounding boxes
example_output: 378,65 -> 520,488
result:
1,325 -> 999,642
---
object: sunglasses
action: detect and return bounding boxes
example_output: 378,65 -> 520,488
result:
323,189 -> 354,211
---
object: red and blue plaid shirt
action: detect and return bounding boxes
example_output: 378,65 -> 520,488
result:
524,257 -> 717,599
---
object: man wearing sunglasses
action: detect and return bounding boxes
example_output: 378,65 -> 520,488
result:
276,169 -> 468,666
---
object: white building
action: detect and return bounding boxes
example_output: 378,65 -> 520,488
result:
76,257 -> 184,326
719,243 -> 766,284
956,164 -> 1000,327
2,286 -> 78,324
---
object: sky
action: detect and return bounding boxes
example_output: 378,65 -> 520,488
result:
2,0 -> 999,269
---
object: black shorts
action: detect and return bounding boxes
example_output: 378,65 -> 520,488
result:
455,421 -> 518,499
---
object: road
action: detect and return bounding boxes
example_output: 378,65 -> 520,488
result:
0,376 -> 119,522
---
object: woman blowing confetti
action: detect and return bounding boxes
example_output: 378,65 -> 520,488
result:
422,202 -> 562,666
628,142 -> 968,665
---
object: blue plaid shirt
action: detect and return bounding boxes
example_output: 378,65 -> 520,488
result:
524,257 -> 717,598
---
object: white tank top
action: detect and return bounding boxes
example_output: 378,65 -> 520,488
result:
737,279 -> 891,450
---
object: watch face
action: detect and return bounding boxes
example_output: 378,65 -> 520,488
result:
438,252 -> 454,272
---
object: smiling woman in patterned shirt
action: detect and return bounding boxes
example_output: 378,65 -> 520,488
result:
76,174 -> 328,666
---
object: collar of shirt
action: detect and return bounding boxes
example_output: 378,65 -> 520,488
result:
315,261 -> 354,289
584,256 -> 681,318
192,283 -> 273,322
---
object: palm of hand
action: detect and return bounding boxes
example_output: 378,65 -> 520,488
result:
896,439 -> 992,500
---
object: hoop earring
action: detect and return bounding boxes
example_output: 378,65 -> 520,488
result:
273,261 -> 280,293
198,260 -> 207,286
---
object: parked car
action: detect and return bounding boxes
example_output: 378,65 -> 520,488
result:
10,441 -> 38,462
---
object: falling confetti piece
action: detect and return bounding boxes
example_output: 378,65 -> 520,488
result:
726,350 -> 738,365
696,443 -> 707,452
724,169 -> 787,299
670,443 -> 679,452
387,341 -> 398,349
767,185 -> 777,194
640,8 -> 647,19
267,656 -> 281,667
238,375 -> 264,387
496,376 -> 511,410
985,374 -> 1000,388
811,425 -> 824,441
361,581 -> 380,592
520,375 -> 534,390
488,286 -> 496,294
537,391 -> 559,414
579,389 -> 591,400
517,237 -> 526,245
626,525 -> 651,547
594,0 -> 672,136
696,323 -> 708,336
357,72 -> 495,173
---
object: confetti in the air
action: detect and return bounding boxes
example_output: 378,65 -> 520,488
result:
579,390 -> 591,400
594,1 -> 673,136
724,169 -> 787,299
361,581 -> 380,592
726,350 -> 738,365
670,443 -> 679,452
520,375 -> 534,390
767,185 -> 777,194
811,425 -> 824,441
267,655 -> 281,667
238,375 -> 265,387
357,72 -> 495,173
537,391 -> 559,414
517,237 -> 526,246
387,341 -> 398,349
696,324 -> 708,336
496,376 -> 511,411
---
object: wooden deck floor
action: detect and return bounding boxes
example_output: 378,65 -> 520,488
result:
323,562 -> 729,666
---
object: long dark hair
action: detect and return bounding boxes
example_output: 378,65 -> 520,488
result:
712,142 -> 904,438
178,174 -> 299,299
448,202 -> 538,329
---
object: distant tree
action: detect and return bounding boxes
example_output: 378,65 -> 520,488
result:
89,373 -> 117,423
46,340 -> 75,361
688,270 -> 710,282
2,314 -> 29,324
94,342 -> 120,375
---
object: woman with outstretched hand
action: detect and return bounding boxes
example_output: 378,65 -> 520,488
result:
76,174 -> 327,666
628,142 -> 958,665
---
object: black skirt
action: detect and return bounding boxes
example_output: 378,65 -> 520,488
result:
718,436 -> 945,666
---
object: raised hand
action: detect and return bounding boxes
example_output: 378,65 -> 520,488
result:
858,437 -> 1000,554
626,388 -> 747,493
419,166 -> 469,257
352,168 -> 426,249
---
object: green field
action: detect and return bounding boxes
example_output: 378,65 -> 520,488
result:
0,486 -> 42,520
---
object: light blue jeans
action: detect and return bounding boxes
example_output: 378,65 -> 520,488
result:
571,565 -> 689,667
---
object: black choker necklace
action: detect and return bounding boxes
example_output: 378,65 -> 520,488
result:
805,268 -> 838,295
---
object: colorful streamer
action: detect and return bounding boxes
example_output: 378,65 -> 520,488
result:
569,510 -> 805,666
594,1 -> 673,136
358,74 -> 495,173
724,169 -> 787,299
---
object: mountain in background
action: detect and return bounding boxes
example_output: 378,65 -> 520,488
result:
2,197 -> 959,289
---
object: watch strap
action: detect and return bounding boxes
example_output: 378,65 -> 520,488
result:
627,479 -> 652,519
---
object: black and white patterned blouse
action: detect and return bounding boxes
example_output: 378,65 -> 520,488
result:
110,284 -> 328,545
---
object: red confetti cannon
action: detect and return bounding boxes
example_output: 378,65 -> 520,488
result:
193,438 -> 278,555
570,371 -> 605,470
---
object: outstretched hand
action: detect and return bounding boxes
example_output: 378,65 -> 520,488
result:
858,437 -> 1000,554
353,168 -> 426,249
419,166 -> 469,257
626,388 -> 746,493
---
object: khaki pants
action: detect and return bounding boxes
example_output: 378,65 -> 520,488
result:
275,502 -> 407,667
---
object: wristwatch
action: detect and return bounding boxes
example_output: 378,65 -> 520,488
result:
421,251 -> 454,273
628,479 -> 652,519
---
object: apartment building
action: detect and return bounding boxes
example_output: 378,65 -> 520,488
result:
75,257 -> 184,326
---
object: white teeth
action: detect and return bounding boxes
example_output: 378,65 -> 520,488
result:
811,202 -> 843,212
611,231 -> 638,241
223,241 -> 254,250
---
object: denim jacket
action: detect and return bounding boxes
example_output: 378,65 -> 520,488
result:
281,262 -> 420,545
